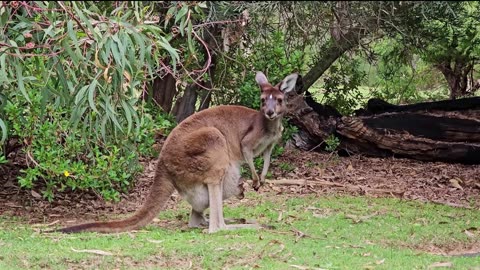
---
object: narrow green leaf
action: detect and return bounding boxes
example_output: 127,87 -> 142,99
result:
120,10 -> 133,21
0,8 -> 8,26
179,17 -> 185,36
0,118 -> 7,145
40,87 -> 50,118
72,2 -> 95,36
15,63 -> 30,103
55,61 -> 70,99
126,100 -> 141,136
159,37 -> 179,62
165,6 -> 176,28
175,5 -> 189,24
70,105 -> 88,130
75,85 -> 89,105
62,39 -> 80,63
101,114 -> 108,142
43,24 -> 55,40
110,41 -> 123,68
8,40 -> 20,55
0,54 -> 7,81
187,20 -> 194,53
105,98 -> 122,131
130,31 -> 145,64
121,100 -> 132,134
67,20 -> 82,54
88,79 -> 99,113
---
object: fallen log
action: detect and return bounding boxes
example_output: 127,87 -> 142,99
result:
286,86 -> 480,164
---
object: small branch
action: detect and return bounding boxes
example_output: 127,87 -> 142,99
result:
191,28 -> 212,76
58,2 -> 94,40
193,19 -> 244,29
264,178 -> 405,197
26,150 -> 40,167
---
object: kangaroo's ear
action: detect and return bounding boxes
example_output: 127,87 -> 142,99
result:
280,73 -> 299,93
255,71 -> 269,86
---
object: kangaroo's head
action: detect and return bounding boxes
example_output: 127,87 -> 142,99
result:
255,71 -> 299,121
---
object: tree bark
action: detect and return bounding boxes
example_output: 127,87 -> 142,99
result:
435,60 -> 474,100
149,73 -> 177,114
171,84 -> 198,123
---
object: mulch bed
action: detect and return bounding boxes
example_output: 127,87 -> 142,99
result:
1,145 -> 479,225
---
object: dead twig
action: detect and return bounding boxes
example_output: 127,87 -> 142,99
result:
264,178 -> 405,197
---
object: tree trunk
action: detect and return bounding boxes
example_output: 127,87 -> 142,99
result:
436,60 -> 474,100
198,90 -> 212,111
172,85 -> 198,123
149,73 -> 177,113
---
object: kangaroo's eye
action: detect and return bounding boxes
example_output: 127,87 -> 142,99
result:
261,98 -> 266,103
277,98 -> 283,104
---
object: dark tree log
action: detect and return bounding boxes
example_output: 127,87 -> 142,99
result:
149,73 -> 177,114
287,89 -> 480,164
336,116 -> 480,164
172,85 -> 198,123
356,97 -> 480,115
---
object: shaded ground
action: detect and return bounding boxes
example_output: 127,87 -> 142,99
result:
1,144 -> 479,226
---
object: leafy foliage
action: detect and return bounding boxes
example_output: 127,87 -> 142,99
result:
0,1 -> 186,200
362,38 -> 450,105
324,134 -> 340,153
3,89 -> 175,201
213,30 -> 306,109
320,56 -> 367,115
379,1 -> 480,98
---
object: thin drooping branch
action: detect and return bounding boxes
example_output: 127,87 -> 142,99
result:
302,31 -> 363,91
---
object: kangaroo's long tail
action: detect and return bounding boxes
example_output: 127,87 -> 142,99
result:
54,171 -> 175,233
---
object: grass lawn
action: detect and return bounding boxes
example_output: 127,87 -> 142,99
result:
1,192 -> 479,270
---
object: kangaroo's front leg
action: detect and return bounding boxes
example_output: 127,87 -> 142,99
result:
259,143 -> 275,189
242,147 -> 261,190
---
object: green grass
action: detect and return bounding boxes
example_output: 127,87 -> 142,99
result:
1,193 -> 479,270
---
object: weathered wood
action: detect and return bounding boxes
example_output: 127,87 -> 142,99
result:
149,73 -> 177,114
336,116 -> 480,164
356,97 -> 480,115
171,85 -> 198,123
286,89 -> 480,164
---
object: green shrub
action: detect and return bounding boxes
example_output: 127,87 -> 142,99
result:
325,134 -> 340,152
4,90 -> 174,202
0,1 -> 197,201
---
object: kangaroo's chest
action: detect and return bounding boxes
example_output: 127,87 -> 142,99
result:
252,126 -> 283,157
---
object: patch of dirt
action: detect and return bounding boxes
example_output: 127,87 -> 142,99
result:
1,144 -> 479,228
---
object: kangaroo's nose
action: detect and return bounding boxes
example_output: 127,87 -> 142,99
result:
266,110 -> 274,117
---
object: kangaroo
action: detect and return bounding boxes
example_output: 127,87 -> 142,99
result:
55,71 -> 298,234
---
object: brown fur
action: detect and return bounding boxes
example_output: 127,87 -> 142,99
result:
55,71 -> 298,234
